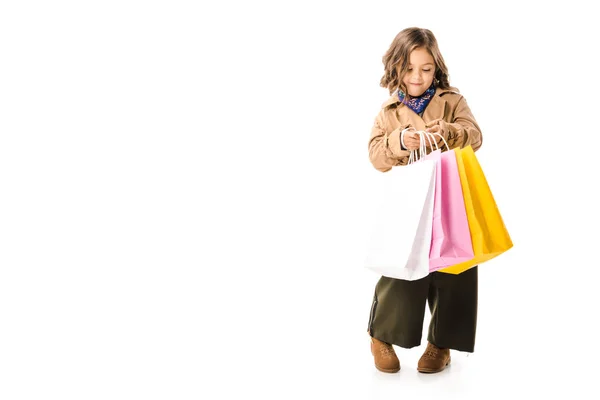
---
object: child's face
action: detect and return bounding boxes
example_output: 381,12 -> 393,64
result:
400,47 -> 436,96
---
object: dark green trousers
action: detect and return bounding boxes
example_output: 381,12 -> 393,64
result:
367,266 -> 478,352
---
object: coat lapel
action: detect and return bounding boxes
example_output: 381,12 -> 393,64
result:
383,88 -> 449,129
422,94 -> 447,124
396,104 -> 427,130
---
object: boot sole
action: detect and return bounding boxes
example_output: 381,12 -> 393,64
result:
417,359 -> 451,374
375,365 -> 400,373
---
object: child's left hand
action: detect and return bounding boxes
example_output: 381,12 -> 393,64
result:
425,123 -> 444,136
425,120 -> 448,147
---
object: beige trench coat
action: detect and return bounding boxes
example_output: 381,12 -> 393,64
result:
368,88 -> 483,172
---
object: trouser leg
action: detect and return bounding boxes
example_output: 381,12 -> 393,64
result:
368,266 -> 479,352
427,266 -> 478,352
367,274 -> 429,349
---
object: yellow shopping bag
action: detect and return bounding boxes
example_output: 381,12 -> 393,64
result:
438,146 -> 513,274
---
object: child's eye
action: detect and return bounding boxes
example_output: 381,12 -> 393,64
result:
423,69 -> 431,72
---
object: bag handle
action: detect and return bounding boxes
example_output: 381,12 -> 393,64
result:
424,131 -> 450,152
407,130 -> 449,165
409,131 -> 432,164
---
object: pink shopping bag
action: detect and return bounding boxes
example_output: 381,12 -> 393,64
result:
427,148 -> 474,271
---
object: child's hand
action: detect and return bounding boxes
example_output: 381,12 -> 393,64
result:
425,121 -> 448,148
403,129 -> 421,151
425,124 -> 442,135
425,120 -> 447,138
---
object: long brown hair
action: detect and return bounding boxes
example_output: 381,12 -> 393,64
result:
380,27 -> 453,96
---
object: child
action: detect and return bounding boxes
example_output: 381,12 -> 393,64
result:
367,27 -> 483,374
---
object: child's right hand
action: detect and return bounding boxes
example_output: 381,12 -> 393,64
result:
402,129 -> 421,151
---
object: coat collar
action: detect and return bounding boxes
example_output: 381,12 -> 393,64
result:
381,87 -> 456,110
382,87 -> 458,130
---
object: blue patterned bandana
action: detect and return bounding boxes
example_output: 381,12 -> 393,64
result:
398,83 -> 436,114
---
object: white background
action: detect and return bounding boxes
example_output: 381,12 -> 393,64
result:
1,1 -> 599,399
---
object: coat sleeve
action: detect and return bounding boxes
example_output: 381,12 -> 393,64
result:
368,110 -> 412,172
429,96 -> 483,152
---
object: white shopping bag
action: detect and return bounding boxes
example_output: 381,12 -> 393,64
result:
364,150 -> 439,281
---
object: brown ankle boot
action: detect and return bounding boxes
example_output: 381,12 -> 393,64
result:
417,342 -> 451,373
370,337 -> 400,373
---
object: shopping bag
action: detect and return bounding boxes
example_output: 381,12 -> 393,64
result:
438,146 -> 513,274
364,149 -> 440,281
428,148 -> 474,272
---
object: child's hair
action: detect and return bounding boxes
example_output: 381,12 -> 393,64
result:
380,27 -> 453,96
